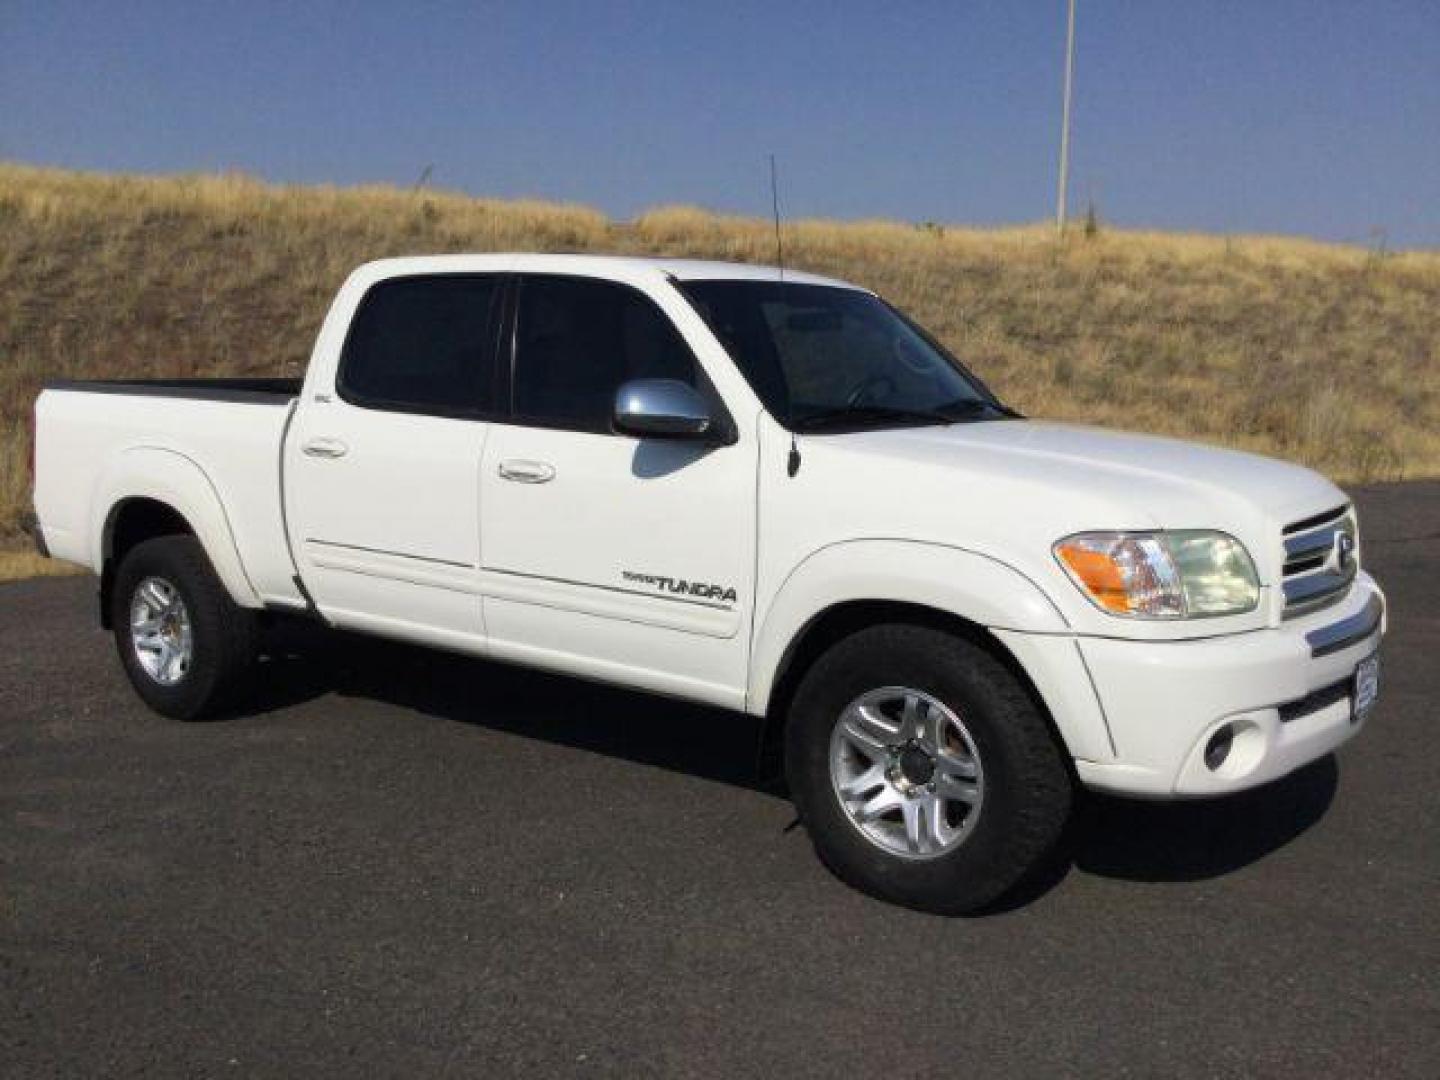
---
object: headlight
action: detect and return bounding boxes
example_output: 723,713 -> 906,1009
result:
1053,531 -> 1259,618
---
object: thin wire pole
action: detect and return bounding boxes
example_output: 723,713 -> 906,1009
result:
769,153 -> 785,280
1055,0 -> 1077,233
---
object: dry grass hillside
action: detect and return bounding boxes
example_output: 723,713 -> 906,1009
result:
3,161 -> 1439,546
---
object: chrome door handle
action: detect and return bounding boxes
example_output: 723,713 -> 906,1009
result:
302,437 -> 348,459
497,459 -> 556,484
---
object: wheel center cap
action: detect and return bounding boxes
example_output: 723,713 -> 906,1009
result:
898,745 -> 935,786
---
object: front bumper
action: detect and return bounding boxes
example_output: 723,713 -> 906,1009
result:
1063,573 -> 1384,797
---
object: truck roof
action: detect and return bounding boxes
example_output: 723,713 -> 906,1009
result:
352,253 -> 862,291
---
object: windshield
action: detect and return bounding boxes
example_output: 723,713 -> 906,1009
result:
677,280 -> 1010,431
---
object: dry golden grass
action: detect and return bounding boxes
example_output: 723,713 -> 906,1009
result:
0,548 -> 83,583
3,160 -> 1439,555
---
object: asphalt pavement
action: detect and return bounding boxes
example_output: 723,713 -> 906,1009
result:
3,483 -> 1438,1077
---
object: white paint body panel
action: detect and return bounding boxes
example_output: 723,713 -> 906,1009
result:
284,401 -> 490,644
30,254 -> 1384,798
33,390 -> 298,605
478,427 -> 755,708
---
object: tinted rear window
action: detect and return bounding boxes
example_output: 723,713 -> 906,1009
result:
339,275 -> 501,416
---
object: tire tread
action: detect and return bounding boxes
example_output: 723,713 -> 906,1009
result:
112,535 -> 257,720
785,623 -> 1072,913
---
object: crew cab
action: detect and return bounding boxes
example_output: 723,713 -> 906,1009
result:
31,254 -> 1386,912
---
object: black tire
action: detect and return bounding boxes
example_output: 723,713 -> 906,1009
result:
111,535 -> 257,721
785,624 -> 1072,914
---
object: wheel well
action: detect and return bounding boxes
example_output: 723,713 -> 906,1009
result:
99,498 -> 195,628
757,600 -> 1055,782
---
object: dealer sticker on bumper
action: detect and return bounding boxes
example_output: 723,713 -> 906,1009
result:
1354,654 -> 1380,722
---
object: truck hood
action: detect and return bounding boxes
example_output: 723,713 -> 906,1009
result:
798,419 -> 1348,583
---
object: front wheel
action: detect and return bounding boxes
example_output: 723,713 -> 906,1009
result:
112,536 -> 257,720
785,624 -> 1073,913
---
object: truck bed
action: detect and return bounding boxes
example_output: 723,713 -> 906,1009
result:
45,377 -> 302,403
34,378 -> 304,607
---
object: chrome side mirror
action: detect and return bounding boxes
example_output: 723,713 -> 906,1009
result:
613,379 -> 713,439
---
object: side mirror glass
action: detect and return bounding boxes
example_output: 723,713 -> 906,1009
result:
613,379 -> 713,439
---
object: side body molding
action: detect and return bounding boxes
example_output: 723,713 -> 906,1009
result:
90,446 -> 260,608
747,539 -> 1071,715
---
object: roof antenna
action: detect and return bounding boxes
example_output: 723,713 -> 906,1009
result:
769,153 -> 785,282
770,153 -> 800,477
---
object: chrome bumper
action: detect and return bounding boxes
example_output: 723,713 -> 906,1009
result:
1306,593 -> 1384,658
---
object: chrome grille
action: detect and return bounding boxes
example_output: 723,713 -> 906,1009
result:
1280,505 -> 1357,619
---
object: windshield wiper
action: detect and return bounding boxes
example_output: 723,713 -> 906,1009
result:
793,399 -> 1015,432
793,405 -> 960,432
935,398 -> 1023,420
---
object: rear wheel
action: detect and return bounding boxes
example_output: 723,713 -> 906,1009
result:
785,624 -> 1072,913
112,536 -> 257,720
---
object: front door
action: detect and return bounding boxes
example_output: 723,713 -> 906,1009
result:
479,273 -> 756,706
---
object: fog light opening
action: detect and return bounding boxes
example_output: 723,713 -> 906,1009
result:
1204,724 -> 1234,771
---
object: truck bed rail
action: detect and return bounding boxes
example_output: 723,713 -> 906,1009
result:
45,377 -> 301,404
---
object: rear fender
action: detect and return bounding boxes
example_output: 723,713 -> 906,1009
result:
91,446 -> 259,608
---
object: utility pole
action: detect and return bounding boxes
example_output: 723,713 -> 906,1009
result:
1055,0 -> 1077,233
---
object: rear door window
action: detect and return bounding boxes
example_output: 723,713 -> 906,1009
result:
339,275 -> 503,417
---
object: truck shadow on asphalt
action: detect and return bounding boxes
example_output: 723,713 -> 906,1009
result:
246,620 -> 1338,912
990,754 -> 1337,913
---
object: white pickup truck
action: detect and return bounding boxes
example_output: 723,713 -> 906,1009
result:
32,254 -> 1385,912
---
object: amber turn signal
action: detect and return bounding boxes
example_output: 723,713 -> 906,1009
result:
1054,543 -> 1132,613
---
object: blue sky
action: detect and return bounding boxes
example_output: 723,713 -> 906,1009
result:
3,1 -> 1436,246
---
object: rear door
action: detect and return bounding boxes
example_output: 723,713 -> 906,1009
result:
478,274 -> 757,706
284,273 -> 505,645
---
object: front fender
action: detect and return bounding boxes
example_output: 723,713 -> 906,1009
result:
90,446 -> 259,607
748,539 -> 1070,714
